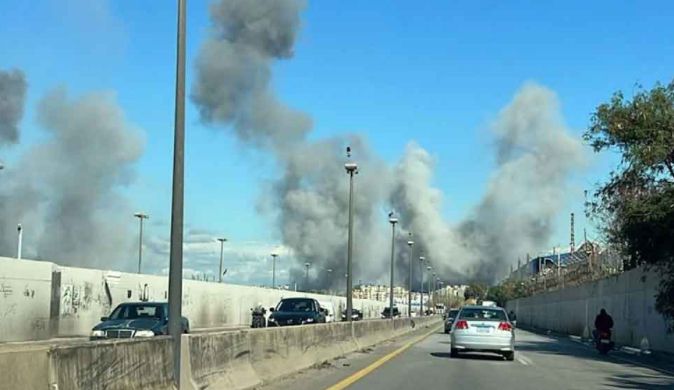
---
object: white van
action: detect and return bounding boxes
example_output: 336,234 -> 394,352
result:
318,301 -> 336,323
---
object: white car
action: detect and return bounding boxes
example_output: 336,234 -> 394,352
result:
450,305 -> 515,361
318,301 -> 336,323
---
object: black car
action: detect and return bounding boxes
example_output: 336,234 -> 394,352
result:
91,302 -> 190,340
267,297 -> 326,326
444,309 -> 460,334
341,308 -> 363,321
381,307 -> 401,319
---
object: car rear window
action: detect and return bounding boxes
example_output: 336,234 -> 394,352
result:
459,308 -> 507,321
277,299 -> 314,312
110,305 -> 163,320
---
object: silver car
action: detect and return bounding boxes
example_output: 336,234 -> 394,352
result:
450,305 -> 515,360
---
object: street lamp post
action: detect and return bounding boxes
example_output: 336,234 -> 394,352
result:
304,262 -> 311,290
388,213 -> 398,320
217,238 -> 227,282
407,236 -> 414,317
427,265 -> 432,313
432,272 -> 437,308
168,0 -> 186,384
418,259 -> 422,315
344,147 -> 358,322
271,253 -> 279,288
16,224 -> 22,260
134,213 -> 149,273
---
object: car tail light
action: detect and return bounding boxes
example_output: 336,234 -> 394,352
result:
498,322 -> 513,331
455,320 -> 469,330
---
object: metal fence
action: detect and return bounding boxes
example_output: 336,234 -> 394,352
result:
513,245 -> 625,295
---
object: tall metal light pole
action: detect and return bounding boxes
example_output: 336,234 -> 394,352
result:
304,262 -> 311,290
432,272 -> 437,308
419,256 -> 425,316
427,265 -> 432,313
271,253 -> 279,288
388,212 -> 398,319
344,146 -> 358,322
168,0 -> 186,385
217,238 -> 227,282
134,213 -> 149,273
407,236 -> 414,317
16,224 -> 22,260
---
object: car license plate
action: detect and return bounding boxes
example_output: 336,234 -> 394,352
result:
600,339 -> 610,344
477,327 -> 490,334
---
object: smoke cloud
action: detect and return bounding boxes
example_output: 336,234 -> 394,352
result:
392,84 -> 585,282
0,86 -> 144,270
192,0 -> 586,285
0,69 -> 27,146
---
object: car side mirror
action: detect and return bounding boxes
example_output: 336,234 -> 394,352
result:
269,308 -> 275,312
100,317 -> 108,321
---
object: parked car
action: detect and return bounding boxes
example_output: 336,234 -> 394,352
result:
318,301 -> 336,323
341,308 -> 363,321
91,302 -> 189,340
450,305 -> 515,360
381,306 -> 401,319
444,308 -> 460,334
267,297 -> 326,326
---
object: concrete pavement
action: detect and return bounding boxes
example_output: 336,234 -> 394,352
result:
262,327 -> 674,390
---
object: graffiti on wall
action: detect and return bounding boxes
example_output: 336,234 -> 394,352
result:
0,282 -> 13,298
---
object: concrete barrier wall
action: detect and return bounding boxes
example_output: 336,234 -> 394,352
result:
182,316 -> 442,390
0,259 -> 55,341
48,338 -> 174,390
1,317 -> 441,390
0,345 -> 51,390
0,257 -> 390,342
507,267 -> 674,353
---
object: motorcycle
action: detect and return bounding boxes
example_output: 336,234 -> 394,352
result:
595,330 -> 613,355
251,306 -> 267,328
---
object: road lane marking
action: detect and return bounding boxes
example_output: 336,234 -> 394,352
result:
325,325 -> 441,390
517,354 -> 532,366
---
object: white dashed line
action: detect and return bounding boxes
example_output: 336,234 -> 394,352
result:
517,354 -> 533,366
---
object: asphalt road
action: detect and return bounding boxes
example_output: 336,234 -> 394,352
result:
262,327 -> 674,390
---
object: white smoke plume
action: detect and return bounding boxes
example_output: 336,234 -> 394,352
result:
192,0 -> 586,285
0,86 -> 144,270
0,69 -> 27,146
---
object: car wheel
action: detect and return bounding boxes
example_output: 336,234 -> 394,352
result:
504,351 -> 515,361
450,348 -> 459,358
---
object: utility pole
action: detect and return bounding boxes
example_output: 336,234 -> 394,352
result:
168,0 -> 186,385
217,238 -> 227,282
344,147 -> 358,322
570,213 -> 576,256
134,213 -> 149,273
407,235 -> 414,318
388,212 -> 398,319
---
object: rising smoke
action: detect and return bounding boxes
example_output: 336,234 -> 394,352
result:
193,0 -> 586,285
0,69 -> 27,146
0,84 -> 144,269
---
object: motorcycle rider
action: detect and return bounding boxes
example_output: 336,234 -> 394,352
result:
593,308 -> 614,341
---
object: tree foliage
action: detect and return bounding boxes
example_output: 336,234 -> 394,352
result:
584,81 -> 674,328
464,282 -> 487,301
486,280 -> 528,307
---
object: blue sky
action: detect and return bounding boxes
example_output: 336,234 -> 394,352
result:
2,0 -> 673,282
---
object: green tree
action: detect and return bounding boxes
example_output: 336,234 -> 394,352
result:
464,282 -> 488,301
584,80 -> 674,329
